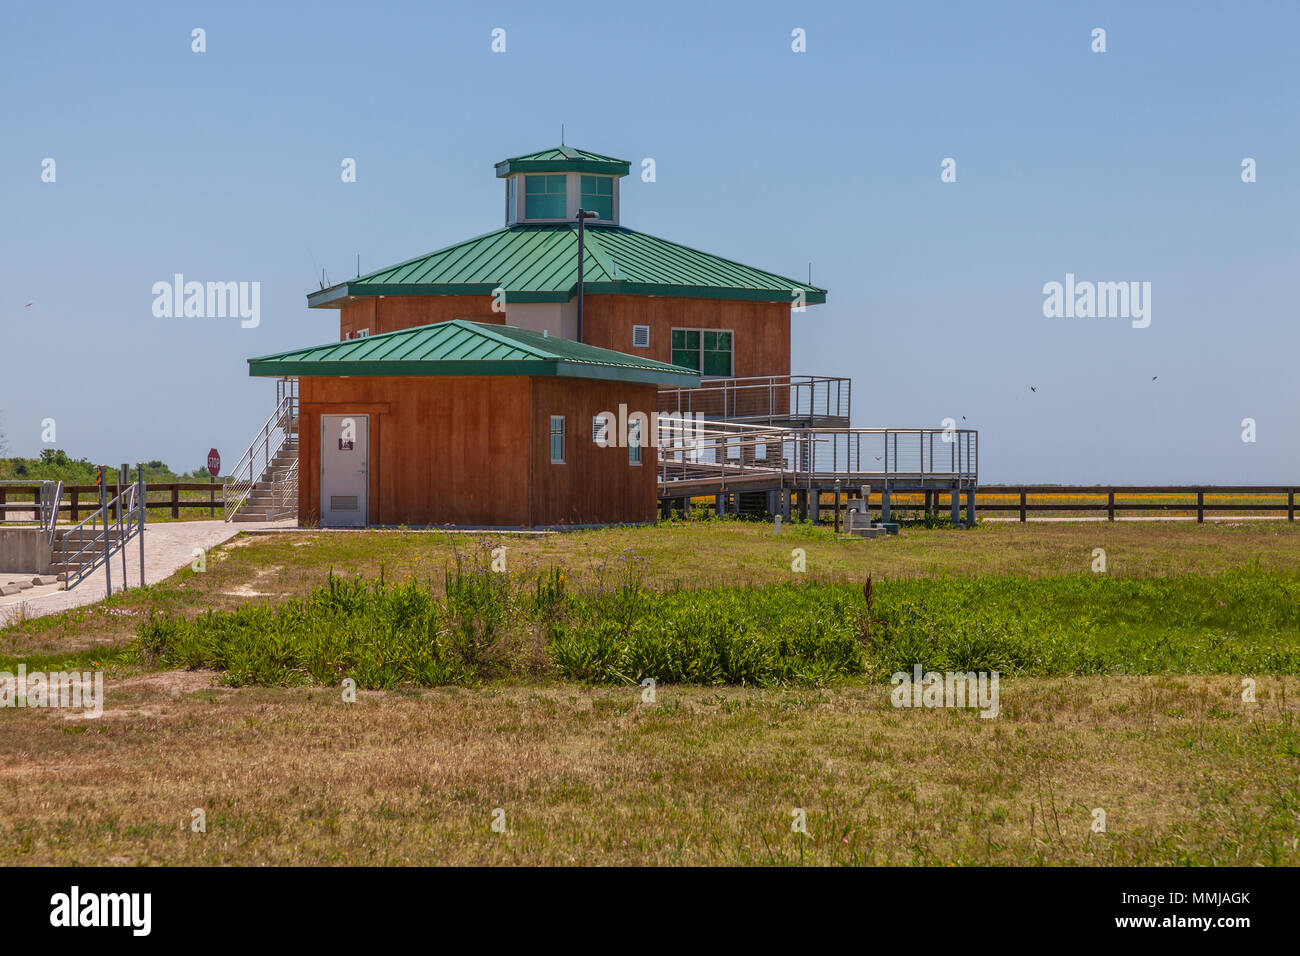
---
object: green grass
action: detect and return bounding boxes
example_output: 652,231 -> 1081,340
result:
132,558 -> 1300,689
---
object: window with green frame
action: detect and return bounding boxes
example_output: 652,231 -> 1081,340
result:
670,328 -> 732,377
580,175 -> 613,220
549,415 -> 565,463
525,175 -> 567,219
628,419 -> 642,465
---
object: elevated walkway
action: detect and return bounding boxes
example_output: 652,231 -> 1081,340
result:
655,418 -> 980,526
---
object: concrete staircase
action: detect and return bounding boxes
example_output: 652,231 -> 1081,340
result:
230,439 -> 298,523
52,526 -> 129,584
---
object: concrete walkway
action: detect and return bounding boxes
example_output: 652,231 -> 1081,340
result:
0,519 -> 294,626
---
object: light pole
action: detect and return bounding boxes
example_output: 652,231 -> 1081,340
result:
575,208 -> 597,343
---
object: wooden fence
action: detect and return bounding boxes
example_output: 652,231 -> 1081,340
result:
966,486 -> 1296,523
0,482 -> 225,521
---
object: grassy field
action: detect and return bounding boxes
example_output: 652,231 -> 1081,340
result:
2,519 -> 1299,865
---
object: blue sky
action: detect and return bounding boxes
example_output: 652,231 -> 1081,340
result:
2,0 -> 1296,482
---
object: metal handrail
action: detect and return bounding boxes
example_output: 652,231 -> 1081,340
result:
658,374 -> 851,425
224,391 -> 298,520
270,458 -> 298,521
63,481 -> 144,591
657,420 -> 979,489
39,480 -> 63,546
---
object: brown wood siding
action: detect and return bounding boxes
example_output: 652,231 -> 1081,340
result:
529,378 -> 659,526
297,374 -> 656,527
580,295 -> 791,379
298,375 -> 530,526
335,295 -> 791,383
339,296 -> 504,340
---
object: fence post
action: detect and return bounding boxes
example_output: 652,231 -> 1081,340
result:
1197,491 -> 1204,524
70,488 -> 79,522
138,466 -> 146,589
1107,491 -> 1115,522
171,484 -> 179,519
1019,488 -> 1027,523
101,477 -> 112,596
1290,489 -> 1295,522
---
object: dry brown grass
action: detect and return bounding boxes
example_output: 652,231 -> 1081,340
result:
1,675 -> 1296,865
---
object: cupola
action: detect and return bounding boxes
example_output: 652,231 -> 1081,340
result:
495,146 -> 631,227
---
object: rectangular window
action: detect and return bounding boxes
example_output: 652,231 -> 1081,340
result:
549,415 -> 565,463
506,178 -> 517,223
525,174 -> 567,219
628,419 -> 642,465
580,175 -> 614,221
670,328 -> 732,377
354,328 -> 370,338
632,325 -> 650,348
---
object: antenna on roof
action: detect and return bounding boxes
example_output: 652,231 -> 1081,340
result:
808,262 -> 812,285
319,268 -> 326,291
356,253 -> 360,278
561,123 -> 565,145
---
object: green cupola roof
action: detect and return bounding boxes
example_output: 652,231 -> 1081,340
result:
495,146 -> 631,178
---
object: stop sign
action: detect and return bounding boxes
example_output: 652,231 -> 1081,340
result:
207,448 -> 221,477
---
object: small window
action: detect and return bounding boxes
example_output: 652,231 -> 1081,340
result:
550,415 -> 565,463
580,175 -> 614,220
525,175 -> 567,219
671,327 -> 732,377
628,419 -> 642,465
592,415 -> 609,445
506,177 -> 517,222
354,328 -> 370,338
632,325 -> 650,348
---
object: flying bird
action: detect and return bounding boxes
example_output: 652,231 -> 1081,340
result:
24,302 -> 33,307
1151,376 -> 1158,381
1030,386 -> 1037,393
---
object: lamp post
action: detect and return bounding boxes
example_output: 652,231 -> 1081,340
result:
575,208 -> 597,343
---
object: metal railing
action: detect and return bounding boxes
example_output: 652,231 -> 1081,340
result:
223,389 -> 298,520
62,471 -> 146,592
658,374 -> 851,426
38,480 -> 63,546
656,417 -> 979,490
270,458 -> 299,521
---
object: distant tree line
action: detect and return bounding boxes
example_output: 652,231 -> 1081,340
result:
0,449 -> 212,483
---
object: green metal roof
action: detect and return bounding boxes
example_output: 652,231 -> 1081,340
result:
495,146 -> 631,177
308,224 -> 827,308
247,319 -> 702,387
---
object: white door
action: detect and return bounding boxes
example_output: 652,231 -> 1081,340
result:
321,414 -> 368,527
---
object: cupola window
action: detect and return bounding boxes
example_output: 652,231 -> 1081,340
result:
580,175 -> 614,221
525,175 -> 567,219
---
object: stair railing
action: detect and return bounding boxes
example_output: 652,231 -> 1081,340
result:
39,480 -> 63,547
62,477 -> 145,592
223,390 -> 298,520
270,457 -> 298,521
